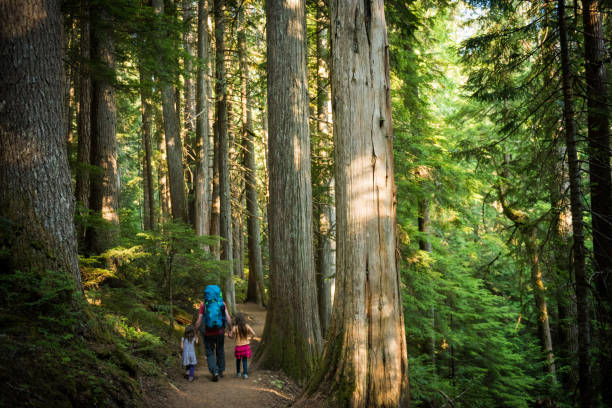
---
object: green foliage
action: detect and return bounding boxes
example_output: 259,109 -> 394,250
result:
0,268 -> 140,408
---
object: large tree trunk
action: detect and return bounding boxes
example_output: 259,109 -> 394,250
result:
214,0 -> 235,312
239,7 -> 265,306
301,1 -> 409,406
140,69 -> 156,231
153,0 -> 188,223
581,2 -> 612,402
88,7 -> 119,254
559,1 -> 593,405
0,0 -> 82,289
195,0 -> 211,238
75,7 -> 92,242
314,0 -> 334,337
258,0 -> 322,381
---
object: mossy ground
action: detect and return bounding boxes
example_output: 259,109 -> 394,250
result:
0,268 -> 187,407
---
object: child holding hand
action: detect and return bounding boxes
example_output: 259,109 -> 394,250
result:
181,325 -> 198,381
228,313 -> 256,379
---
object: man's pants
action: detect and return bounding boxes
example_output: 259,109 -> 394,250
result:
204,334 -> 225,375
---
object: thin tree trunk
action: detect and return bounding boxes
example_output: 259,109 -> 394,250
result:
184,0 -> 197,228
140,69 -> 156,231
314,0 -> 334,337
301,1 -> 409,405
239,7 -> 265,306
195,0 -> 211,239
153,0 -> 188,223
75,7 -> 92,242
158,111 -> 171,221
210,120 -> 221,259
88,7 -> 119,254
418,198 -> 432,252
0,0 -> 82,290
258,0 -> 322,381
214,0 -> 235,312
550,144 -> 579,391
418,197 -> 435,367
525,232 -> 556,377
581,2 -> 612,401
558,1 -> 593,405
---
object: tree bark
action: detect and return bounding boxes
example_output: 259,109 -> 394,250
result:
559,1 -> 593,405
258,0 -> 322,382
581,2 -> 612,402
0,0 -> 82,289
214,0 -> 235,312
153,0 -> 188,223
301,2 -> 409,405
88,6 -> 119,254
195,0 -> 211,239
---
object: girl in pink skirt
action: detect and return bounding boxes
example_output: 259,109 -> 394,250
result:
229,313 -> 257,379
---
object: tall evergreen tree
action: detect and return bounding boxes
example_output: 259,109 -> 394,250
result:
259,0 -> 322,381
303,0 -> 409,405
88,5 -> 119,254
214,0 -> 235,311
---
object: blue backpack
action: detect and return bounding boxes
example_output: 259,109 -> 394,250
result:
203,285 -> 225,331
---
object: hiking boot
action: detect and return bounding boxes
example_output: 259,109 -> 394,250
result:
242,374 -> 248,380
212,373 -> 219,382
188,376 -> 194,382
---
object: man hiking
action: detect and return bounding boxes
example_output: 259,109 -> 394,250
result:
195,284 -> 232,381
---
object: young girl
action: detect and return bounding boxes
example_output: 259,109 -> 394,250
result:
229,313 -> 256,379
181,325 -> 198,381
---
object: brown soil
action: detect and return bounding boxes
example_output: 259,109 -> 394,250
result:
143,302 -> 301,408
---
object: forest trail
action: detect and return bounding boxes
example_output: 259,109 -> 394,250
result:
145,302 -> 300,408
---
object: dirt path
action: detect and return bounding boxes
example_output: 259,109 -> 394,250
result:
145,303 -> 300,408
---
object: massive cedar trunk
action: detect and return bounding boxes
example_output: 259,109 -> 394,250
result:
153,0 -> 188,223
239,7 -> 265,306
581,1 -> 612,401
558,1 -> 593,405
214,0 -> 235,311
258,0 -> 322,381
314,0 -> 334,337
0,0 -> 82,289
302,1 -> 409,405
75,6 -> 92,241
88,7 -> 119,254
195,0 -> 211,238
140,69 -> 156,231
